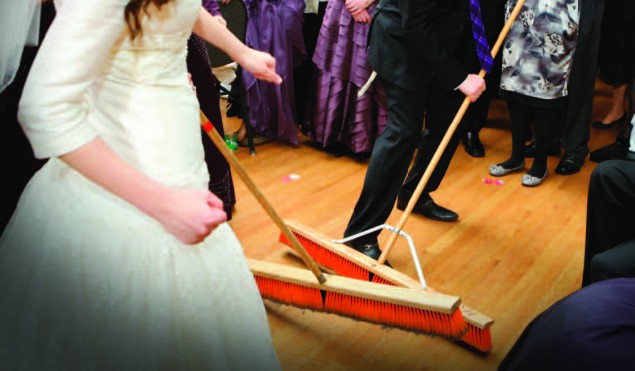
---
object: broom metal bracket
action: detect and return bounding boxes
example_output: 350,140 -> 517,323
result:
332,225 -> 427,289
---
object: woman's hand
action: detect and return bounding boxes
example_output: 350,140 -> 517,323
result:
151,189 -> 227,245
187,72 -> 197,93
352,9 -> 371,23
345,0 -> 372,16
236,48 -> 283,84
57,138 -> 226,246
221,0 -> 231,4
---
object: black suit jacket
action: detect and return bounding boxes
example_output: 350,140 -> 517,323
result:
368,0 -> 473,93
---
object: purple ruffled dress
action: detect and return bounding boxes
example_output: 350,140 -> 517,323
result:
303,0 -> 387,154
242,0 -> 307,146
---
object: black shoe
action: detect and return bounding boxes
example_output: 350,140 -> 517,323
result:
345,241 -> 392,267
397,197 -> 458,222
462,131 -> 485,157
226,101 -> 243,118
524,141 -> 561,158
555,154 -> 583,175
591,114 -> 627,129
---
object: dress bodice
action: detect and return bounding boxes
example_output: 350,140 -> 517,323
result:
102,0 -> 200,86
20,0 -> 209,189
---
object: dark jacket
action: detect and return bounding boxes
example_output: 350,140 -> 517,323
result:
367,0 -> 472,93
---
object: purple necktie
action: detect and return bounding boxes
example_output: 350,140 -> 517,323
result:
468,0 -> 494,73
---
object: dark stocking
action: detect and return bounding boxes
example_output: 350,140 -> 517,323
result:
529,107 -> 561,177
501,100 -> 532,169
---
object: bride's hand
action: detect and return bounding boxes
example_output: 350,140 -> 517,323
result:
151,188 -> 227,245
237,48 -> 282,84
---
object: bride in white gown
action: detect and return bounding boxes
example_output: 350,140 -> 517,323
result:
0,0 -> 282,369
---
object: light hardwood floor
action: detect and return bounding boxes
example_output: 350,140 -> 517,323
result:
222,80 -> 621,370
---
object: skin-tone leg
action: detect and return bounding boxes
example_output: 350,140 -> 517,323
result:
599,83 -> 627,125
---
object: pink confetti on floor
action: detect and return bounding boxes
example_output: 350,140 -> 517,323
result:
483,178 -> 504,186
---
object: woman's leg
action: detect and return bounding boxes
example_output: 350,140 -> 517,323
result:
529,106 -> 562,177
497,100 -> 533,169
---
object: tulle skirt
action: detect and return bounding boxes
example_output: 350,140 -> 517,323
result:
0,159 -> 280,370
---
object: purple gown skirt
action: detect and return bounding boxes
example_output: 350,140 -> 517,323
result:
303,0 -> 387,154
242,0 -> 307,146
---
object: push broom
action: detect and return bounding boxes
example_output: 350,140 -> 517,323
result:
200,116 -> 468,338
276,0 -> 527,352
279,221 -> 493,352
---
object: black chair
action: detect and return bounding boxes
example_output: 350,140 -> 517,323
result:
206,0 -> 256,155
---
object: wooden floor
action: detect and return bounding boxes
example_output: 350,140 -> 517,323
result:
222,81 -> 620,370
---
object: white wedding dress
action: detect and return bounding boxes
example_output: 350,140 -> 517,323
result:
0,0 -> 280,370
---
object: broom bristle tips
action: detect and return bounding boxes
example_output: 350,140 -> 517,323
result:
277,223 -> 494,352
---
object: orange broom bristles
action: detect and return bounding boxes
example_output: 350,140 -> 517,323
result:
461,324 -> 493,354
279,231 -> 372,281
256,276 -> 324,310
278,230 -> 412,287
250,259 -> 467,339
198,115 -> 472,342
277,222 -> 493,353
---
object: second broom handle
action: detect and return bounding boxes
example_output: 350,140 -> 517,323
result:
378,0 -> 526,264
201,118 -> 327,284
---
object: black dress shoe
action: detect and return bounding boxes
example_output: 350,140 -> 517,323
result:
555,154 -> 583,175
462,131 -> 485,157
591,114 -> 627,129
345,241 -> 392,267
226,101 -> 243,118
397,197 -> 458,222
524,141 -> 561,158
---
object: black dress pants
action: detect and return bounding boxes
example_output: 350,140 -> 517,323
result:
344,78 -> 426,244
582,160 -> 635,286
400,87 -> 470,200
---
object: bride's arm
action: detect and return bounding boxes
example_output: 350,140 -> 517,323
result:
18,0 -> 225,244
192,7 -> 282,84
59,138 -> 227,244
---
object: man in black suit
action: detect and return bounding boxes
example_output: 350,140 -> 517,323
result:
397,0 -> 506,222
343,0 -> 486,258
555,0 -> 605,175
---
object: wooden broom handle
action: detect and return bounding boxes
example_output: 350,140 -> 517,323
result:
201,117 -> 327,284
378,0 -> 526,264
